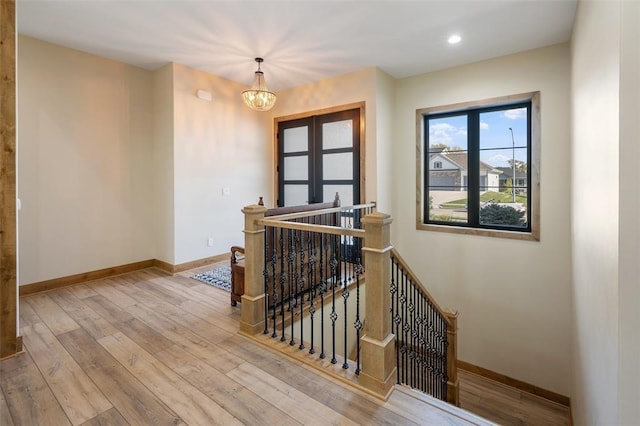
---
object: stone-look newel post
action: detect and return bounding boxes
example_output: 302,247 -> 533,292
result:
445,310 -> 460,406
359,212 -> 396,400
239,204 -> 267,336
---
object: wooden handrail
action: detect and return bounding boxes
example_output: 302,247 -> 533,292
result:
265,202 -> 377,222
263,207 -> 341,222
257,218 -> 366,238
390,248 -> 453,327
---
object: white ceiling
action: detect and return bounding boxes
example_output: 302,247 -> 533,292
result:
17,0 -> 577,92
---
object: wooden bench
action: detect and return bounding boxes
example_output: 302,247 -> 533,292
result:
230,195 -> 340,306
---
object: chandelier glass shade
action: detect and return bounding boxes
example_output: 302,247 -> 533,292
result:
241,58 -> 276,111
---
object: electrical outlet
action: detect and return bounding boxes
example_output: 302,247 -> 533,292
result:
207,237 -> 214,247
222,187 -> 231,196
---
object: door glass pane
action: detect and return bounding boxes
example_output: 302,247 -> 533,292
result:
284,184 -> 308,206
322,120 -> 353,149
322,153 -> 352,180
284,126 -> 308,153
284,156 -> 308,181
323,185 -> 353,206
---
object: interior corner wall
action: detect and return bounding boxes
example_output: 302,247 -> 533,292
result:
152,63 -> 175,265
570,1 -> 621,424
270,68 -> 380,205
374,69 -> 396,213
392,44 -> 572,395
171,63 -> 271,265
17,36 -> 155,285
618,3 -> 640,423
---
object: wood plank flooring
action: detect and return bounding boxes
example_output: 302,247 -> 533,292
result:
1,265 -> 569,425
458,370 -> 570,425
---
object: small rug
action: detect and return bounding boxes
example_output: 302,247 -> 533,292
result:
191,266 -> 232,292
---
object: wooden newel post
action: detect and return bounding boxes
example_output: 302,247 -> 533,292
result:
239,204 -> 267,336
445,310 -> 460,406
359,212 -> 396,400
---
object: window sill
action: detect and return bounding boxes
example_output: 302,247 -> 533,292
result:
416,222 -> 540,241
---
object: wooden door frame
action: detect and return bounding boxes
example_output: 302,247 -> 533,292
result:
0,0 -> 19,359
273,101 -> 366,207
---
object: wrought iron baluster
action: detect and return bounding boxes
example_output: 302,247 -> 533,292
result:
444,314 -> 449,399
417,294 -> 424,392
438,310 -> 442,399
271,227 -> 278,338
412,278 -> 416,388
438,309 -> 442,399
308,229 -> 317,355
263,227 -> 270,335
445,315 -> 450,399
299,230 -> 306,350
403,269 -> 409,385
329,234 -> 338,365
412,282 -> 420,387
430,299 -> 435,395
354,257 -> 363,375
319,232 -> 326,359
289,229 -> 296,346
391,256 -> 399,384
342,250 -> 350,370
280,228 -> 286,342
423,295 -> 427,393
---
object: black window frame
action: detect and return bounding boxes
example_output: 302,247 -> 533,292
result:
422,100 -> 533,234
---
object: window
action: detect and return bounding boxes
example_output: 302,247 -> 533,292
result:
416,92 -> 539,240
276,106 -> 362,207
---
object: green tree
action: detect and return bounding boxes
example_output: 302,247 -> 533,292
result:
507,159 -> 527,172
503,178 -> 513,195
479,204 -> 525,226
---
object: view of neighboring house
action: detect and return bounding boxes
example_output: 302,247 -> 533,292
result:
429,148 -> 502,191
496,166 -> 527,193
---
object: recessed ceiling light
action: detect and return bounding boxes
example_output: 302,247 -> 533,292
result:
448,34 -> 462,44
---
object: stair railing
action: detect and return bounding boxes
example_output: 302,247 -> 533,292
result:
260,203 -> 373,373
390,249 -> 459,405
240,203 -> 458,404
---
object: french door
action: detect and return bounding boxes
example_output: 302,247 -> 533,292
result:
277,108 -> 361,207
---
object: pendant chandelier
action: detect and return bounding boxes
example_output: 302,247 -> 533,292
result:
241,58 -> 276,111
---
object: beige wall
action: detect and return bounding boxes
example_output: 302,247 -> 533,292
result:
172,63 -> 271,264
374,69 -> 396,213
152,63 -> 175,264
17,36 -> 155,285
618,2 -> 640,422
571,1 -> 640,424
17,39 -> 273,273
570,2 -> 620,423
392,44 -> 573,395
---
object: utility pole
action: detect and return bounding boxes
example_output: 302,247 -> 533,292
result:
509,127 -> 516,203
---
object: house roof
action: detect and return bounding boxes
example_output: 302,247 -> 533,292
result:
431,152 -> 500,174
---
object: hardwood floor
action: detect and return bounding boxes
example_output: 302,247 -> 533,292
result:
1,265 -> 568,425
459,370 -> 570,425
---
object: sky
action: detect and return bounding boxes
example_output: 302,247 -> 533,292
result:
428,107 -> 528,167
